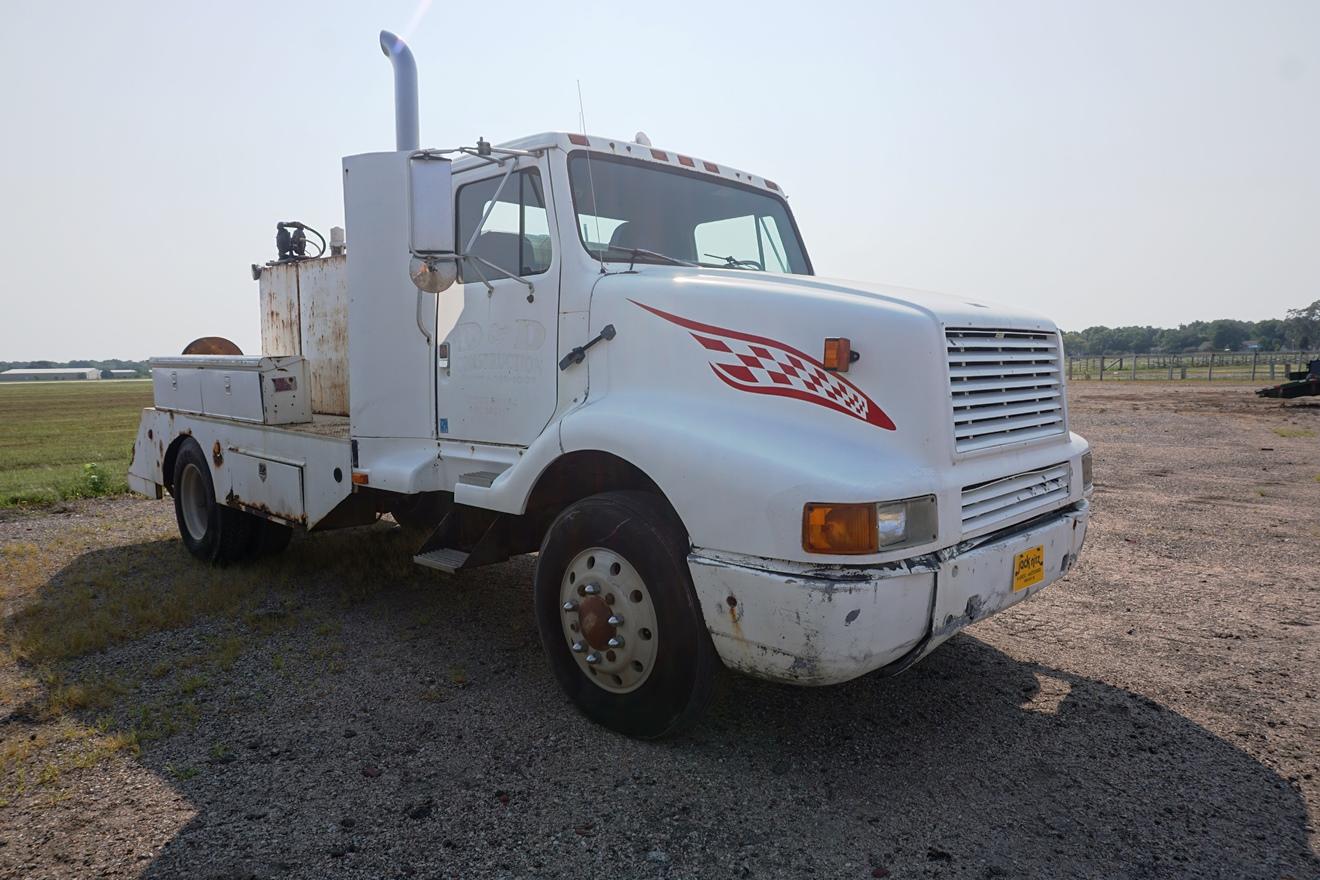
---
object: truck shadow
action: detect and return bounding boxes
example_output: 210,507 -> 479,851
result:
4,531 -> 1316,879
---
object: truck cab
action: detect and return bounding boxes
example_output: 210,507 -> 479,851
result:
128,31 -> 1091,738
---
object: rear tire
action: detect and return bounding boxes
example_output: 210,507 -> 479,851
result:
534,491 -> 717,738
171,438 -> 254,565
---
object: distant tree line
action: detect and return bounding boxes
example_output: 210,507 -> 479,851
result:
0,359 -> 148,375
1062,300 -> 1320,356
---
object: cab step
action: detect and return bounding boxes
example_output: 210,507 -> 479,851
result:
410,504 -> 517,575
457,470 -> 502,488
413,547 -> 470,574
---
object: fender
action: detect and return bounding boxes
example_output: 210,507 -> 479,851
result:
557,393 -> 938,563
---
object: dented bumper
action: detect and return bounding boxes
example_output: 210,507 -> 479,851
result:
688,501 -> 1090,686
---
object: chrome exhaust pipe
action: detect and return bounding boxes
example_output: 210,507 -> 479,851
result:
379,30 -> 419,151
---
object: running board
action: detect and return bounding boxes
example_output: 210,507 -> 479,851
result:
413,547 -> 470,574
411,505 -> 511,575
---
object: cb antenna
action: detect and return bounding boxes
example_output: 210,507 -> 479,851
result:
577,80 -> 605,275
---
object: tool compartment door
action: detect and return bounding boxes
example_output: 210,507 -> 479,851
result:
225,451 -> 305,525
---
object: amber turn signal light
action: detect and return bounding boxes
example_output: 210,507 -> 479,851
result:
823,337 -> 852,372
802,502 -> 879,554
351,471 -> 370,486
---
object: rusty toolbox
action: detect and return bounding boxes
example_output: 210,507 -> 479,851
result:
150,355 -> 310,425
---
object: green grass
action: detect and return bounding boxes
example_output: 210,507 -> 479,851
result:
0,380 -> 153,507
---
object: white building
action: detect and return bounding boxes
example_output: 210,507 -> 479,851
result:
0,368 -> 101,382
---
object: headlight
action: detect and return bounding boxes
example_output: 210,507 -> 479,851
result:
803,495 -> 938,554
1081,451 -> 1094,492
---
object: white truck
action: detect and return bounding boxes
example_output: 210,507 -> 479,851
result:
128,32 -> 1092,737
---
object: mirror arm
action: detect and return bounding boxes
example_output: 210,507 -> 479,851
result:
416,288 -> 433,344
462,255 -> 496,296
463,160 -> 520,254
462,255 -> 535,303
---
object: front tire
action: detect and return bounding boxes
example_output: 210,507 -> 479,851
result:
534,491 -> 717,738
171,439 -> 254,565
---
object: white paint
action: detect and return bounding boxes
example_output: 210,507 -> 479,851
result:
131,130 -> 1095,686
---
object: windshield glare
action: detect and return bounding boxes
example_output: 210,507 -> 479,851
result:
568,154 -> 811,275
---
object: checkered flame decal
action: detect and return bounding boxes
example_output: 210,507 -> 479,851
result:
631,301 -> 896,431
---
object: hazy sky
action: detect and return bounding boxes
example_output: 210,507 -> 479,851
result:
1,0 -> 1315,360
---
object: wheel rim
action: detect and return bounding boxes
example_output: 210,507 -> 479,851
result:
559,547 -> 659,694
178,463 -> 210,542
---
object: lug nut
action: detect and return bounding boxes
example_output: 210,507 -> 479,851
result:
607,614 -> 624,626
584,583 -> 601,595
585,652 -> 601,665
562,601 -> 578,612
607,636 -> 624,649
571,641 -> 585,653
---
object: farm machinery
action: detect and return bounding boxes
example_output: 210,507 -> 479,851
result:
1257,359 -> 1320,399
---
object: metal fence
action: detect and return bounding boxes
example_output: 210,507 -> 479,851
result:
1066,351 -> 1320,382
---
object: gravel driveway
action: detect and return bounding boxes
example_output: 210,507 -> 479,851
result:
1,382 -> 1317,879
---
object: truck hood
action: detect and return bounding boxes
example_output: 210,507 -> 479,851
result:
579,265 -> 1080,563
673,269 -> 1058,334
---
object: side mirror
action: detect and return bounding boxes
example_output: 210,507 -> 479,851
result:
407,152 -> 457,293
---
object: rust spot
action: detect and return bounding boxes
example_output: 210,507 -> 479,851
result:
225,492 -> 305,527
147,428 -> 153,440
212,440 -> 224,467
578,596 -> 616,649
726,595 -> 738,607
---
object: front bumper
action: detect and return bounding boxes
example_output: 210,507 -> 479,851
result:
688,500 -> 1089,685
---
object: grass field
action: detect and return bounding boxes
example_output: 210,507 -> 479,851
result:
0,381 -> 153,507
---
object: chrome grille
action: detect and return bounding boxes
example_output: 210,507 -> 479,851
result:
961,463 -> 1070,534
947,328 -> 1065,453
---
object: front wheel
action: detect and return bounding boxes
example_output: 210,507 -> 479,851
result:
533,491 -> 718,738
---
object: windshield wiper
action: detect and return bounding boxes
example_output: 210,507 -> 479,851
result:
703,253 -> 764,271
597,245 -> 697,269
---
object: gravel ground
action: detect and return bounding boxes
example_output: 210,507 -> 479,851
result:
0,382 -> 1317,880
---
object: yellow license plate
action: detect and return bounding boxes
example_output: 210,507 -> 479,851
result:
1012,545 -> 1045,591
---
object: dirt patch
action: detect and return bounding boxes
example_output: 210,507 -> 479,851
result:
0,384 -> 1316,879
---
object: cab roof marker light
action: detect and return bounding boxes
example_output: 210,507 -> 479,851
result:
650,149 -> 669,161
765,180 -> 780,191
677,155 -> 695,167
568,133 -> 590,146
702,161 -> 719,173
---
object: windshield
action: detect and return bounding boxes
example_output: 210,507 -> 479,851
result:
568,153 -> 812,274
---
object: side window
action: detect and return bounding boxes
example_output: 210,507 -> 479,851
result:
456,169 -> 551,282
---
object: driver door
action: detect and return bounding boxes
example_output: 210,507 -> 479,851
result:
436,161 -> 561,446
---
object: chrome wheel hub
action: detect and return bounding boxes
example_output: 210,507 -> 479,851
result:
179,463 -> 210,542
559,547 -> 658,694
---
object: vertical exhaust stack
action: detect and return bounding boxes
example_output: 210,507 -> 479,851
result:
379,30 -> 419,151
